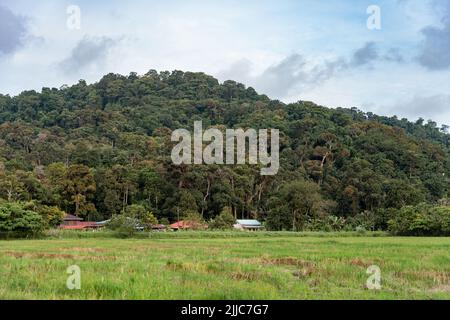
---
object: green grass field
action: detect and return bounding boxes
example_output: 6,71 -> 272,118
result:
0,232 -> 449,299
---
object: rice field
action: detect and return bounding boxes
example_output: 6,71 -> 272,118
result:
0,232 -> 449,299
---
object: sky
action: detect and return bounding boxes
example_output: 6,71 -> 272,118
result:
0,0 -> 449,126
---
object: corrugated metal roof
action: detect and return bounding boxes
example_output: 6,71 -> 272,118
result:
236,219 -> 261,226
97,219 -> 110,225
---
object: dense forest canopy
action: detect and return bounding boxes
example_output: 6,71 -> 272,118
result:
0,70 -> 448,231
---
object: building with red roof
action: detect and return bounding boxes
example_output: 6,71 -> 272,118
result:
60,214 -> 102,230
170,220 -> 207,230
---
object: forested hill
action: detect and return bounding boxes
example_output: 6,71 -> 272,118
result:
0,70 -> 448,229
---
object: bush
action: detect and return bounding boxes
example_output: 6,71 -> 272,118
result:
123,204 -> 158,229
372,208 -> 397,231
346,211 -> 377,231
106,214 -> 141,238
355,226 -> 367,234
305,215 -> 346,232
209,207 -> 235,230
23,202 -> 65,228
38,205 -> 65,228
0,202 -> 44,237
108,205 -> 161,237
160,217 -> 170,226
388,203 -> 450,236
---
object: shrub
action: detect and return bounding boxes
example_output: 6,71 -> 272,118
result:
106,214 -> 141,238
209,207 -> 235,230
160,217 -> 170,226
346,211 -> 377,231
108,205 -> 160,237
305,215 -> 346,232
123,204 -> 158,229
39,205 -> 65,228
372,208 -> 397,231
355,226 -> 367,234
0,202 -> 44,237
23,202 -> 65,228
388,203 -> 450,236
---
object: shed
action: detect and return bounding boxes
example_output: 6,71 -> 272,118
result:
234,219 -> 263,231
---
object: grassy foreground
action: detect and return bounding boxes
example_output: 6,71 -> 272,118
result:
0,232 -> 449,299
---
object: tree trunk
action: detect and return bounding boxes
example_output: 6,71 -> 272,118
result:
201,177 -> 211,217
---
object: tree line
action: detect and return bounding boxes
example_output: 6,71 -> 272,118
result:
0,70 -> 448,234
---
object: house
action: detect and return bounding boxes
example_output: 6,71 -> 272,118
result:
61,214 -> 83,226
234,219 -> 263,231
170,220 -> 207,230
60,214 -> 101,230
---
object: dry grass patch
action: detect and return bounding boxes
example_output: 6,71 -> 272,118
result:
3,251 -> 115,261
262,257 -> 315,268
166,260 -> 209,273
230,270 -> 267,282
349,258 -> 378,268
429,285 -> 450,293
58,247 -> 107,253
